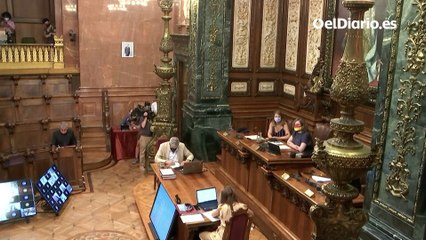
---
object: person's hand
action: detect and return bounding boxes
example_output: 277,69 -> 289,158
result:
181,160 -> 190,166
165,160 -> 173,167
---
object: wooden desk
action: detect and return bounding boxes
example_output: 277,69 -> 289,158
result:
110,127 -> 138,160
147,164 -> 223,240
51,146 -> 84,191
216,131 -> 364,240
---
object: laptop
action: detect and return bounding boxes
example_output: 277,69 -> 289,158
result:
181,161 -> 203,175
268,142 -> 281,155
196,187 -> 218,211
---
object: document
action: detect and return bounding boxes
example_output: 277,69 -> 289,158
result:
269,141 -> 284,145
279,145 -> 291,150
245,135 -> 259,140
312,175 -> 331,183
180,213 -> 205,223
171,162 -> 181,169
202,210 -> 220,222
160,168 -> 174,176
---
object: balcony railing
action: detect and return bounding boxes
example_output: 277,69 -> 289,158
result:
0,36 -> 64,69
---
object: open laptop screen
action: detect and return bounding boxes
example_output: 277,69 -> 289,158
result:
196,187 -> 217,204
268,142 -> 281,155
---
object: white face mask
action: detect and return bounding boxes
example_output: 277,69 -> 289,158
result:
4,18 -> 9,21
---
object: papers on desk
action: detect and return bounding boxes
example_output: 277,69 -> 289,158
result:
180,213 -> 205,223
267,141 -> 290,149
312,175 -> 331,183
279,145 -> 291,150
160,168 -> 176,179
170,162 -> 181,169
202,210 -> 220,222
245,135 -> 265,141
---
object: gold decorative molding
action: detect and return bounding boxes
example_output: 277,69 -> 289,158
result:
260,0 -> 278,68
285,0 -> 300,71
206,0 -> 220,93
189,0 -> 198,96
305,0 -> 324,74
232,0 -> 252,68
386,0 -> 426,199
0,36 -> 64,70
147,0 -> 177,171
310,1 -> 376,239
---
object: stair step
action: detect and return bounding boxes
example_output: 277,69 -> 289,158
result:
82,131 -> 106,137
81,138 -> 107,145
83,144 -> 107,149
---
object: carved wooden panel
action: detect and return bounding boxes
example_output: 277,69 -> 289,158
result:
285,0 -> 301,71
0,79 -> 14,98
46,78 -> 73,96
12,124 -> 45,151
260,0 -> 279,68
232,0 -> 252,68
15,80 -> 43,97
305,0 -> 324,74
0,102 -> 16,123
49,98 -> 77,120
0,127 -> 11,153
19,99 -> 47,122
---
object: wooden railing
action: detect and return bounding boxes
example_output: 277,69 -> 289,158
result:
0,36 -> 64,69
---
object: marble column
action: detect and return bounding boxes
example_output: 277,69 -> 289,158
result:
181,0 -> 232,160
361,0 -> 426,239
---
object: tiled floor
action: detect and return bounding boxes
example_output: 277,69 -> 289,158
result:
0,159 -> 267,240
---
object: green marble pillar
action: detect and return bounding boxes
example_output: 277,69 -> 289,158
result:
361,0 -> 426,239
182,0 -> 232,161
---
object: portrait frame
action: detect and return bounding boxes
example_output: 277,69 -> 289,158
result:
122,42 -> 134,58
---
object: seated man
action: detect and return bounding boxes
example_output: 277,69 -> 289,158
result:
51,122 -> 77,151
155,137 -> 194,167
287,118 -> 314,156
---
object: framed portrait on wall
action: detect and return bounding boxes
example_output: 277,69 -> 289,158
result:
122,42 -> 134,58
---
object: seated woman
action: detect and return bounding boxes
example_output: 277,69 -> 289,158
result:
286,118 -> 314,155
199,186 -> 247,240
267,110 -> 291,141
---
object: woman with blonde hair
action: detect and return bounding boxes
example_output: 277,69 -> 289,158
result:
267,110 -> 291,141
199,186 -> 247,240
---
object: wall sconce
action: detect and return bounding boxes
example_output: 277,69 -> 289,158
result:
69,30 -> 77,42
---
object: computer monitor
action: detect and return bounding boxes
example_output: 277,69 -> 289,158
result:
0,179 -> 37,223
149,183 -> 177,240
36,164 -> 73,213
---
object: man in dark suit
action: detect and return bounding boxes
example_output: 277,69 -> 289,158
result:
51,122 -> 77,151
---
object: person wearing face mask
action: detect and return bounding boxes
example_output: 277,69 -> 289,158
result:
267,110 -> 291,141
287,118 -> 313,155
155,137 -> 194,167
1,11 -> 16,43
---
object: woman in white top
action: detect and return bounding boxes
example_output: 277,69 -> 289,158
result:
199,186 -> 247,240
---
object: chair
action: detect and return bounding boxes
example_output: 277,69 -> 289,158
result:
222,208 -> 253,240
312,123 -> 332,142
153,135 -> 169,190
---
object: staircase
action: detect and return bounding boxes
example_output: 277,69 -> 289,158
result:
80,125 -> 112,171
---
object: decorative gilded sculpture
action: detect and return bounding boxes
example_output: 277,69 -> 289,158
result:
310,1 -> 377,239
385,0 -> 426,199
146,0 -> 177,170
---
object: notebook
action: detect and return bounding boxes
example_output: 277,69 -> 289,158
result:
196,187 -> 218,211
268,142 -> 281,155
181,161 -> 203,175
